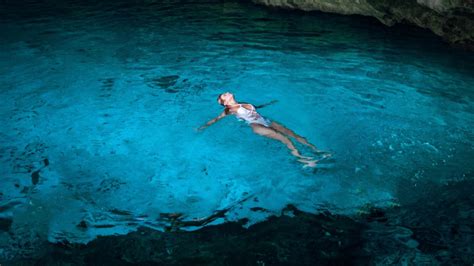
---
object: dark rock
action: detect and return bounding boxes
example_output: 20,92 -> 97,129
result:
93,224 -> 116,229
20,186 -> 29,194
110,209 -> 132,216
153,75 -> 179,89
0,201 -> 22,213
365,207 -> 388,223
250,207 -> 268,212
0,217 -> 13,232
10,209 -> 368,265
77,220 -> 88,229
31,170 -> 40,185
252,0 -> 474,48
4,180 -> 473,265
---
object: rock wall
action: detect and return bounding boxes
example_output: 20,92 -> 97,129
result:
252,0 -> 474,48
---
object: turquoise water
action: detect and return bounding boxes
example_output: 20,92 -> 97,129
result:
0,0 -> 473,257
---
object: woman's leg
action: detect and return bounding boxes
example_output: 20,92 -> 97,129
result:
269,121 -> 321,152
250,123 -> 313,160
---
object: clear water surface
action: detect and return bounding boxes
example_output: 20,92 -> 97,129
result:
0,0 -> 473,253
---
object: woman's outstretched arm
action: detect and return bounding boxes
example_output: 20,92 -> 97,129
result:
197,110 -> 228,131
254,100 -> 278,109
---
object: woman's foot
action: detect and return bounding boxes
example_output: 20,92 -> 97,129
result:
320,152 -> 332,159
311,147 -> 332,157
292,151 -> 314,160
298,158 -> 318,168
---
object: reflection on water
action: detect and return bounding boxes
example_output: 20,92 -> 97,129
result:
0,0 -> 473,261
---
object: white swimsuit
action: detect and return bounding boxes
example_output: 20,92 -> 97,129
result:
234,104 -> 272,127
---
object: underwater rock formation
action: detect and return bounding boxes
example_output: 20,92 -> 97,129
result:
252,0 -> 474,48
1,206 -> 370,265
4,179 -> 473,265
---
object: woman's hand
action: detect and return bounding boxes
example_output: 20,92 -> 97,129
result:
196,125 -> 207,132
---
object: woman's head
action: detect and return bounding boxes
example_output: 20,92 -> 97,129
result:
217,92 -> 235,106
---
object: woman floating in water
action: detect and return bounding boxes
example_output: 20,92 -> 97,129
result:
198,92 -> 330,167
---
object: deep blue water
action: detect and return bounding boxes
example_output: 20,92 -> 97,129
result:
0,0 -> 473,260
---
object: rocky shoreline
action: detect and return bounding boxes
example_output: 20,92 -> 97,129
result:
252,0 -> 474,49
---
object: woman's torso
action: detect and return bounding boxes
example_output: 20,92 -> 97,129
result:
229,103 -> 271,127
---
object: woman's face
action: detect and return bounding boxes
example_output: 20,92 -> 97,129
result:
218,92 -> 234,106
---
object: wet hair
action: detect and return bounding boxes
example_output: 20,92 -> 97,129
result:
217,93 -> 224,105
217,92 -> 234,106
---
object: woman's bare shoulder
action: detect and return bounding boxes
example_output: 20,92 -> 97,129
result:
240,103 -> 255,110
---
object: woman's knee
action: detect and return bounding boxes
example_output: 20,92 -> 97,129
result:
251,124 -> 266,134
271,122 -> 290,134
269,122 -> 282,130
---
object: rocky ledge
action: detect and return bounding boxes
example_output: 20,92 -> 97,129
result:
252,0 -> 474,48
3,179 -> 473,265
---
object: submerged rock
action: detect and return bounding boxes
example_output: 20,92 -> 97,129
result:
252,0 -> 474,48
0,217 -> 12,232
8,208 -> 368,265
31,170 -> 40,185
4,179 -> 473,265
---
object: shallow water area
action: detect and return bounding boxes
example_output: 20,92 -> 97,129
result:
0,0 -> 473,258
